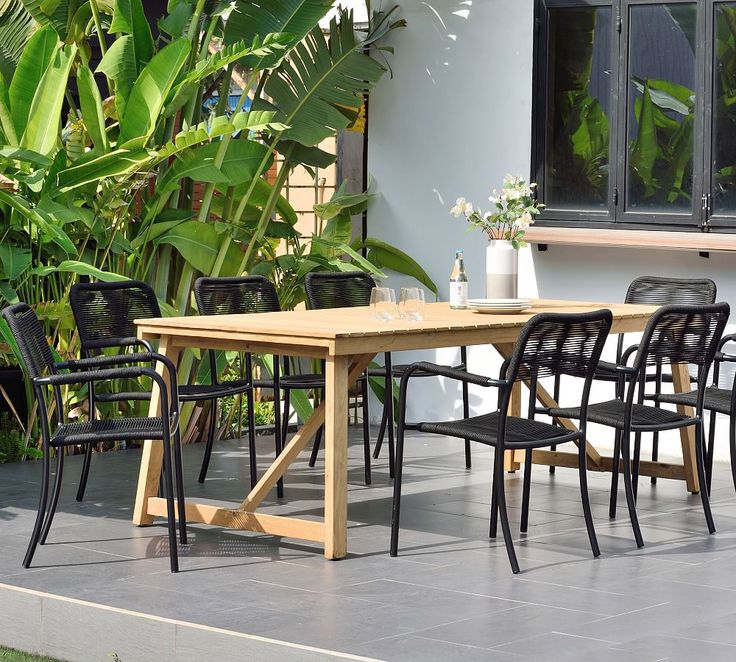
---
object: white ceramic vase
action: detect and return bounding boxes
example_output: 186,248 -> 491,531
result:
485,240 -> 518,299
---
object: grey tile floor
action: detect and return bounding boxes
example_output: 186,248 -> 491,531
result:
1,429 -> 736,661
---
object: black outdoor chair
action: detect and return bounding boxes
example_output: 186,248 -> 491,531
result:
550,276 -> 717,479
1,303 -> 186,572
70,280 -> 254,494
195,275 -> 327,494
655,332 -> 736,494
304,272 -> 471,478
547,303 -> 730,548
390,309 -> 613,574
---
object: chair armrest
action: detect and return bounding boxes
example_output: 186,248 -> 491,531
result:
57,352 -> 154,370
620,343 -> 639,366
615,364 -> 637,375
34,366 -> 148,387
405,362 -> 509,388
717,333 -> 736,353
715,352 -> 736,364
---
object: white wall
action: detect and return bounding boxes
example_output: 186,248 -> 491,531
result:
367,0 -> 736,460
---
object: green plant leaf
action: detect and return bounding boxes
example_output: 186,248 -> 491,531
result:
630,81 -> 659,197
223,0 -> 333,68
0,72 -> 17,144
109,0 -> 154,71
155,220 -> 244,275
28,260 -> 129,281
118,38 -> 190,145
76,61 -> 109,152
0,0 -> 37,87
0,189 -> 75,253
0,281 -> 19,305
96,34 -> 136,120
56,147 -> 150,192
260,11 -> 386,146
21,41 -> 76,154
361,237 -> 438,295
0,146 -> 51,166
0,244 -> 31,279
9,24 -> 57,139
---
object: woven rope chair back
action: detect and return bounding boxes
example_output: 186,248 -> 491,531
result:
71,281 -> 161,352
194,276 -> 281,316
1,303 -> 56,379
635,303 -> 730,370
505,310 -> 613,383
304,272 -> 376,310
625,276 -> 716,306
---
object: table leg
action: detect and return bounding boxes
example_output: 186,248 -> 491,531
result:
671,362 -> 699,494
324,354 -> 350,560
133,337 -> 180,526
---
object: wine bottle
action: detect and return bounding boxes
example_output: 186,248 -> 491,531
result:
449,250 -> 468,309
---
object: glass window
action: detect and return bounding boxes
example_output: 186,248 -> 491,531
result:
712,2 -> 736,215
625,4 -> 697,214
544,7 -> 612,211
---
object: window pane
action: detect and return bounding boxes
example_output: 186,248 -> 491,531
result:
626,4 -> 697,214
712,3 -> 736,215
544,7 -> 612,210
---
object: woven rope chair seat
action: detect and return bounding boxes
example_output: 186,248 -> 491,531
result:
418,412 -> 575,448
51,417 -> 165,447
655,386 -> 733,416
550,399 -> 690,429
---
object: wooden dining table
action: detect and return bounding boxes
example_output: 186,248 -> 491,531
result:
132,298 -> 699,560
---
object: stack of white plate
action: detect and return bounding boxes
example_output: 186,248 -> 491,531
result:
466,298 -> 532,314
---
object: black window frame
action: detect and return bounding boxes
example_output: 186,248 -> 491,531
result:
532,0 -> 736,232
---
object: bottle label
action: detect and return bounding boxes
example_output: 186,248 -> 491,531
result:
449,281 -> 468,308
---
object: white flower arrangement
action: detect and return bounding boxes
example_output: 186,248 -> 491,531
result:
450,175 -> 544,248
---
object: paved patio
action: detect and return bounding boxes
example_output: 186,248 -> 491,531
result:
1,429 -> 736,661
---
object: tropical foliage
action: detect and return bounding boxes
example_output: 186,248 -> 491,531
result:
0,0 -> 428,449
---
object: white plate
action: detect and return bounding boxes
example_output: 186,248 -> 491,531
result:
471,304 -> 531,315
467,298 -> 530,307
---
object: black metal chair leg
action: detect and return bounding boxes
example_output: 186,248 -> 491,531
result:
309,427 -> 322,467
248,391 -> 259,489
620,430 -> 644,548
632,432 -> 642,501
730,418 -> 736,495
197,399 -> 219,484
578,441 -> 600,557
373,405 -> 388,460
24,449 -> 51,568
609,429 -> 622,519
281,388 -> 291,450
550,374 -> 561,474
161,435 -> 180,573
362,375 -> 371,485
461,346 -> 471,469
39,449 -> 64,545
489,472 -> 499,539
172,430 -> 188,546
76,443 -> 93,502
520,451 -> 533,533
389,397 -> 407,557
651,432 -> 659,485
385,353 -> 395,478
706,411 -> 717,493
695,421 -> 716,533
494,450 -> 520,574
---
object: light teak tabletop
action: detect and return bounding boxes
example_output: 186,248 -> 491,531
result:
133,299 -> 697,560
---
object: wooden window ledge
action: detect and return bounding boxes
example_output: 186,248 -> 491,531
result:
525,226 -> 736,253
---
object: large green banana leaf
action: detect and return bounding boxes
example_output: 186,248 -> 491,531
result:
262,11 -> 385,146
359,238 -> 439,296
118,38 -> 190,146
56,148 -> 150,193
223,0 -> 333,68
96,34 -> 136,120
21,42 -> 76,154
9,24 -> 57,139
76,62 -> 109,152
108,0 -> 153,72
0,0 -> 37,85
155,220 -> 244,276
